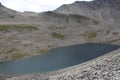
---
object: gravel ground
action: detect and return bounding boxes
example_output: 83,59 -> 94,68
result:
1,48 -> 119,80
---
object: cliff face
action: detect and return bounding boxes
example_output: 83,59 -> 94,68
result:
54,0 -> 120,24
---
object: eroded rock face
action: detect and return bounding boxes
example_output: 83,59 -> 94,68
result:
54,0 -> 120,24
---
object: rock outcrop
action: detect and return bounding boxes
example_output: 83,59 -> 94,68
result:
54,0 -> 120,24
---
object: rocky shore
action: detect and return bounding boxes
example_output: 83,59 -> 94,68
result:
0,0 -> 120,79
1,48 -> 119,80
0,0 -> 120,62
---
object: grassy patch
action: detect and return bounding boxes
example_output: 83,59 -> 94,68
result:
36,49 -> 49,54
11,53 -> 25,59
11,53 -> 30,59
0,48 -> 18,54
0,24 -> 38,32
47,45 -> 54,48
51,32 -> 66,40
0,48 -> 30,60
80,31 -> 97,41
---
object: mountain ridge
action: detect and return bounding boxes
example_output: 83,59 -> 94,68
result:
54,0 -> 120,24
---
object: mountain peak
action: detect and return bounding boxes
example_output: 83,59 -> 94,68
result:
0,2 -> 4,7
54,0 -> 120,24
55,0 -> 120,13
94,0 -> 120,7
71,0 -> 120,9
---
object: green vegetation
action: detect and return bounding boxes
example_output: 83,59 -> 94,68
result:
47,45 -> 54,48
0,48 -> 17,54
80,31 -> 97,41
51,32 -> 66,40
0,48 -> 30,59
11,53 -> 26,59
36,49 -> 49,54
0,24 -> 38,32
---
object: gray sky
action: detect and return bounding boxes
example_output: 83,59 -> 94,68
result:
0,0 -> 92,12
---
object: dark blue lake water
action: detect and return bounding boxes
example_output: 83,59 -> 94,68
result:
0,43 -> 120,75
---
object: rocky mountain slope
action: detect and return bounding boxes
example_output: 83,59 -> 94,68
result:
0,0 -> 120,79
55,0 -> 120,25
0,2 -> 17,18
0,0 -> 119,61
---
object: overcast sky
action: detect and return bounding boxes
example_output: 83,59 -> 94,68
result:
0,0 -> 92,12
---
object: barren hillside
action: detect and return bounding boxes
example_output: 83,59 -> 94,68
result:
0,0 -> 120,80
0,0 -> 119,61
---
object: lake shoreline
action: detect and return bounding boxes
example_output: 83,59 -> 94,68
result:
0,43 -> 119,63
1,48 -> 120,80
0,43 -> 120,75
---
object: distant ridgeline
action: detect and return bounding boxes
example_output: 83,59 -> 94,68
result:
54,0 -> 120,24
